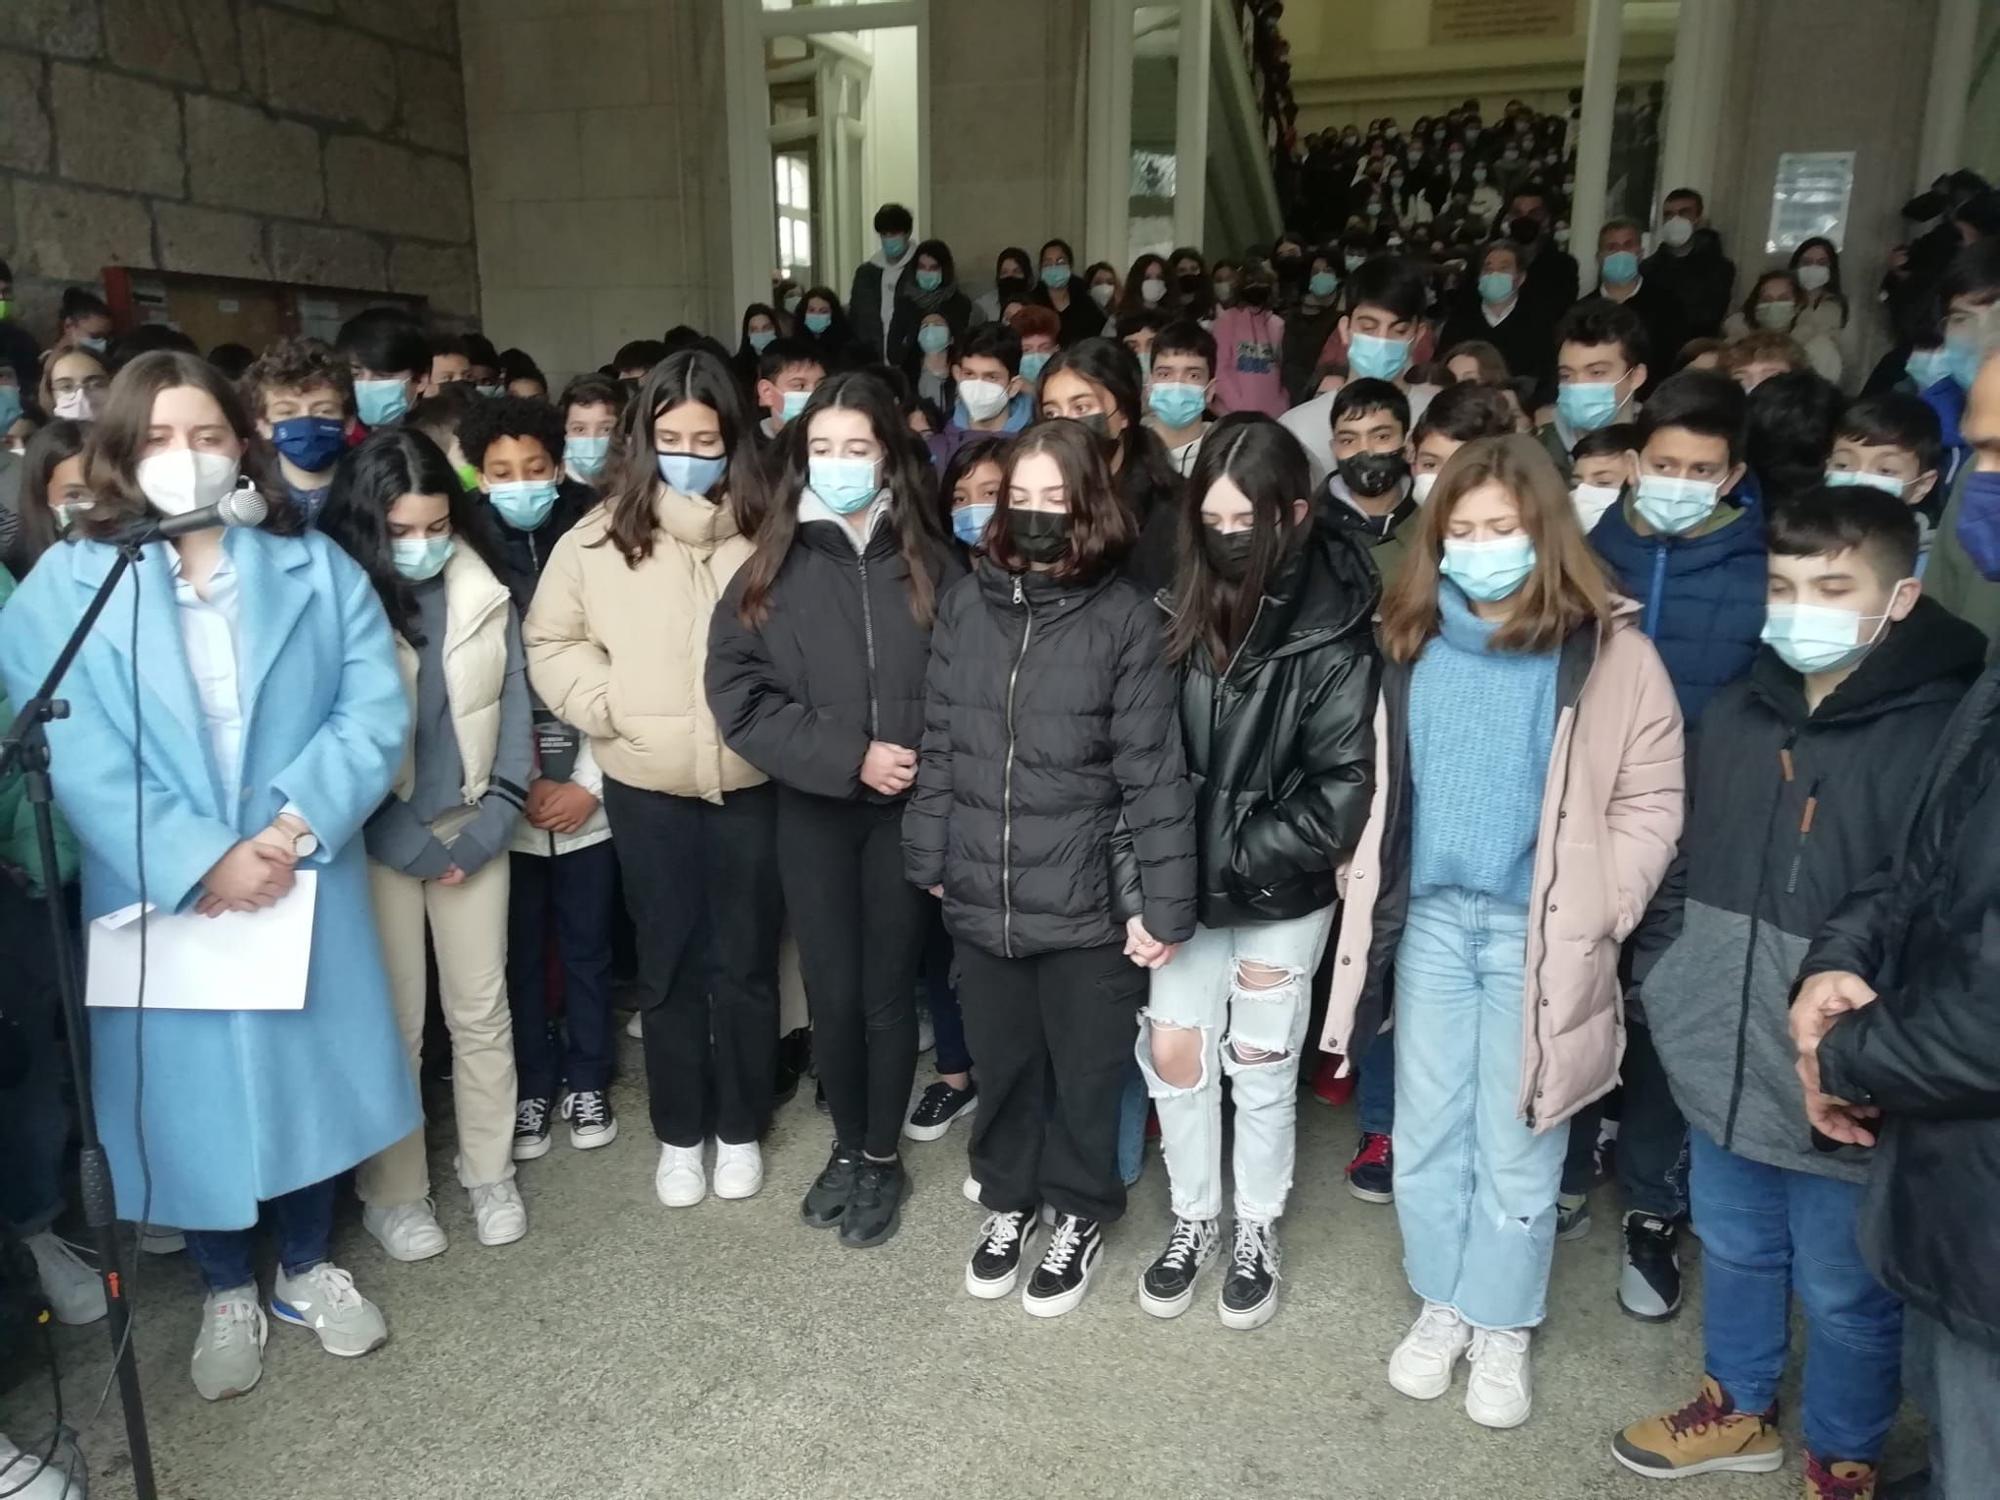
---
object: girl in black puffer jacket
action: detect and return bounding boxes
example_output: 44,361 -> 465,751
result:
1134,415 -> 1381,1331
708,372 -> 964,1251
904,418 -> 1196,1317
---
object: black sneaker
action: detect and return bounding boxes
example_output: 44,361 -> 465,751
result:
838,1156 -> 911,1249
511,1096 -> 552,1161
1138,1216 -> 1219,1319
800,1145 -> 861,1229
964,1208 -> 1038,1299
1219,1218 -> 1281,1330
1023,1214 -> 1102,1318
1619,1211 -> 1683,1321
774,1026 -> 812,1106
814,1079 -> 829,1115
561,1088 -> 617,1150
903,1080 -> 978,1142
1346,1131 -> 1393,1204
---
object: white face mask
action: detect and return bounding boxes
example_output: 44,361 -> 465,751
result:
1796,262 -> 1832,292
1571,482 -> 1623,533
53,388 -> 96,421
1410,471 -> 1438,505
1657,215 -> 1696,249
137,449 -> 241,517
958,378 -> 1012,422
1140,277 -> 1167,305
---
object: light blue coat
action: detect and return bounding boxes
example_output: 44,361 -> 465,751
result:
0,526 -> 421,1230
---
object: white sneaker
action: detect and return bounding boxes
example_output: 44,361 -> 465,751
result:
190,1287 -> 267,1400
625,1010 -> 643,1039
270,1262 -> 388,1358
962,1173 -> 982,1204
25,1232 -> 106,1325
0,1432 -> 78,1498
363,1198 -> 448,1261
468,1180 -> 528,1246
713,1140 -> 764,1200
917,1010 -> 936,1054
1465,1327 -> 1533,1428
1388,1301 -> 1473,1400
655,1143 -> 707,1207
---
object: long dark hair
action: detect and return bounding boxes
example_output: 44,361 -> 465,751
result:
595,350 -> 767,566
936,432 -> 1009,550
5,419 -> 88,574
985,419 -> 1135,585
1117,253 -> 1175,318
1167,415 -> 1313,669
318,428 -> 510,646
76,350 -> 298,540
798,285 -> 860,370
738,371 -> 942,628
1041,337 -> 1181,517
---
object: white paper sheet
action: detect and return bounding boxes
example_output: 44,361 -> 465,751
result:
85,872 -> 318,1011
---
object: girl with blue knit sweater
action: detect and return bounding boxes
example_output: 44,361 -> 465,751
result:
1320,433 -> 1684,1430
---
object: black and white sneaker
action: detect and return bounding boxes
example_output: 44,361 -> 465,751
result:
511,1096 -> 552,1161
965,1208 -> 1039,1299
1619,1211 -> 1683,1321
904,1081 -> 977,1142
1218,1218 -> 1281,1330
561,1088 -> 617,1150
1022,1214 -> 1102,1318
1138,1216 -> 1219,1319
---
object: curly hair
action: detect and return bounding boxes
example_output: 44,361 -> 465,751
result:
459,393 -> 566,470
240,336 -> 355,420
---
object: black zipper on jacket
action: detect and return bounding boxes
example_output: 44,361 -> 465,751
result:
1723,730 -> 1797,1148
857,550 -> 880,737
1000,573 -> 1034,957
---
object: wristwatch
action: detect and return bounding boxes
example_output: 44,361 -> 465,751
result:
275,813 -> 318,859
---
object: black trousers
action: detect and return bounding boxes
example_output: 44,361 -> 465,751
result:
604,778 -> 782,1149
1561,1017 -> 1688,1218
957,939 -> 1146,1223
777,789 -> 926,1159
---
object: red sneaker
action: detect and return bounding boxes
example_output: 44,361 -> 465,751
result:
1311,1053 -> 1356,1108
1346,1131 -> 1393,1204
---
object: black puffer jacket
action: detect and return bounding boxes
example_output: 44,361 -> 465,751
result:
707,506 -> 964,803
1804,661 -> 2000,1355
903,559 -> 1197,958
1174,517 -> 1380,928
483,478 -> 596,611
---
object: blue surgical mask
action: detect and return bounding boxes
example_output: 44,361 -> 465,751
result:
917,323 -> 951,355
1040,263 -> 1071,290
78,335 -> 108,354
657,451 -> 727,497
882,234 -> 908,260
804,311 -> 832,335
567,434 -> 611,480
1147,381 -> 1207,430
810,455 -> 881,515
1556,379 -> 1622,433
1019,351 -> 1051,383
952,503 -> 995,546
474,384 -> 504,399
1824,468 -> 1906,499
1906,346 -> 1950,389
1347,331 -> 1411,382
749,329 -> 776,354
1440,535 -> 1536,602
270,414 -> 347,473
780,389 -> 811,423
1953,470 -> 2000,580
1634,472 -> 1721,535
1308,270 -> 1338,299
1945,334 -> 1985,393
1477,272 -> 1516,305
392,534 -> 454,581
914,268 -> 943,293
1601,250 -> 1640,284
1762,596 -> 1899,676
0,385 -> 23,432
355,378 -> 410,427
489,477 -> 559,530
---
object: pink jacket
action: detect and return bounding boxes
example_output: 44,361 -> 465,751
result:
1210,305 -> 1289,418
1318,601 -> 1685,1131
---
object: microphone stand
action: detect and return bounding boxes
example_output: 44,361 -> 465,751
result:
0,541 -> 159,1500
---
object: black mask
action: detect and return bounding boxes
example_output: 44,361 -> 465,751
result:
1338,450 -> 1409,499
1177,272 -> 1206,296
1074,411 -> 1113,445
998,275 -> 1032,299
1510,215 -> 1543,245
1007,508 -> 1071,565
1240,283 -> 1273,308
1200,525 -> 1256,582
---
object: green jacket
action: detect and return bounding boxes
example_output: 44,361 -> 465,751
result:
1537,421 -> 1573,483
0,566 -> 81,894
1922,464 -> 2000,660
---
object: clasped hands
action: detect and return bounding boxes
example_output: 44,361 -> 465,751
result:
1788,969 -> 1884,1148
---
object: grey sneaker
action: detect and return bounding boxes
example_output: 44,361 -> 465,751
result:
270,1263 -> 388,1358
1557,1192 -> 1592,1242
191,1286 -> 268,1400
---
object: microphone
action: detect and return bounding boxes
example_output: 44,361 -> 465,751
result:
111,483 -> 270,547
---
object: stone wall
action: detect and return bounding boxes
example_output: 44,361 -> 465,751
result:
0,0 -> 477,341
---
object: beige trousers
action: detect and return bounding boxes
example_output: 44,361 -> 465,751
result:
357,818 -> 518,1203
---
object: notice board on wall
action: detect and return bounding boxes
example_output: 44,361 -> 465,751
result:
101,268 -> 425,354
1430,0 -> 1572,45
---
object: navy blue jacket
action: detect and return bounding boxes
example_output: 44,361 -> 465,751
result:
1590,492 -> 1767,727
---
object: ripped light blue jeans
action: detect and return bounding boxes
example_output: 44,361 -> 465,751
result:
1137,907 -> 1335,1222
1393,888 -> 1568,1330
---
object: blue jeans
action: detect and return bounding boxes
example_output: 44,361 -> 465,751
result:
1117,1062 -> 1147,1186
1392,889 -> 1568,1330
1690,1130 -> 1902,1462
921,908 -> 972,1076
182,1179 -> 337,1292
1357,1028 -> 1395,1137
508,841 -> 620,1099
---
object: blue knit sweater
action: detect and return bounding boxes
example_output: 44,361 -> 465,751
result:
1407,583 -> 1558,905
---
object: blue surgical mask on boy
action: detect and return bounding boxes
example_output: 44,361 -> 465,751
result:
1019,351 -> 1051,383
952,504 -> 995,546
1905,346 -> 1949,389
355,378 -> 409,427
780,389 -> 812,423
1440,535 -> 1536,602
882,234 -> 909,260
1824,468 -> 1905,499
1634,472 -> 1722,535
567,435 -> 611,481
914,269 -> 943,293
809,455 -> 881,514
1945,334 -> 1985,393
1346,331 -> 1411,383
270,415 -> 347,473
917,324 -> 951,355
392,534 -> 454,581
1556,379 -> 1622,433
1147,381 -> 1207,430
1762,595 -> 1901,676
657,451 -> 727,498
489,477 -> 559,531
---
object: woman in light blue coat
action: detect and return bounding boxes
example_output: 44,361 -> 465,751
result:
0,351 -> 417,1402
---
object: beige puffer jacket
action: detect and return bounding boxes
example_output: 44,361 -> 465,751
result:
524,486 -> 764,804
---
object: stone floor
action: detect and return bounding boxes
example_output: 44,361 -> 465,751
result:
2,1042 -> 1924,1500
